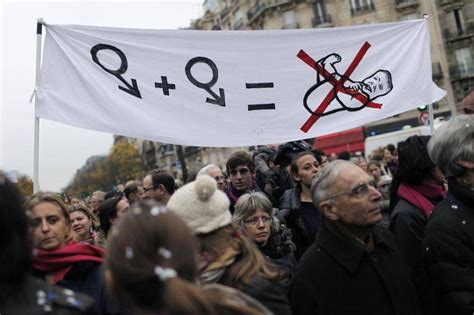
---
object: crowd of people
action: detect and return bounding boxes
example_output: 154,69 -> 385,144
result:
0,112 -> 472,314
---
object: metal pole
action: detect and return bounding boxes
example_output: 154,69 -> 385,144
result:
428,103 -> 435,135
33,18 -> 44,193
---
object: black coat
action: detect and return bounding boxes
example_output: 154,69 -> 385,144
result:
278,186 -> 321,260
241,274 -> 292,315
35,262 -> 121,315
389,198 -> 427,283
420,178 -> 474,315
289,223 -> 421,315
0,275 -> 97,314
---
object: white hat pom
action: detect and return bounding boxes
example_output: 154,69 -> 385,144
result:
194,175 -> 216,201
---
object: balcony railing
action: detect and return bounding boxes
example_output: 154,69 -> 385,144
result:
449,62 -> 474,81
233,18 -> 244,30
248,2 -> 267,22
444,23 -> 474,41
395,0 -> 418,6
313,14 -> 332,26
351,2 -> 375,15
282,22 -> 299,29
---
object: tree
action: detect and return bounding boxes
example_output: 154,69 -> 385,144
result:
17,174 -> 33,197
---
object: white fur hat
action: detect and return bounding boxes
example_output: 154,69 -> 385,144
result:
167,175 -> 231,234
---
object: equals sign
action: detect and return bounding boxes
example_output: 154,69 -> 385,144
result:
246,82 -> 275,111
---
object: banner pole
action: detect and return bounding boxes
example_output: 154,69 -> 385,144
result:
33,18 -> 44,193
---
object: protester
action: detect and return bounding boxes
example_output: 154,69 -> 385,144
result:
367,160 -> 383,185
90,191 -> 106,215
383,144 -> 398,175
142,169 -> 175,205
168,175 -> 291,315
233,192 -> 296,275
69,203 -> 97,245
26,192 -> 118,314
198,164 -> 227,192
226,151 -> 265,214
290,160 -> 420,315
123,180 -> 143,203
463,87 -> 474,114
97,194 -> 129,246
389,135 -> 446,283
274,140 -> 313,194
252,146 -> 281,203
105,200 -> 270,315
278,151 -> 322,260
421,115 -> 474,315
377,174 -> 393,227
0,174 -> 96,314
353,155 -> 368,172
312,149 -> 328,168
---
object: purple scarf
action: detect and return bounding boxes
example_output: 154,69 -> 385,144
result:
398,181 -> 447,219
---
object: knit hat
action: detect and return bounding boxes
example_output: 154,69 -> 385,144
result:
167,175 -> 231,234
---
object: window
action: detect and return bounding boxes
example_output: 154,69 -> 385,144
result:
453,9 -> 464,34
282,10 -> 297,29
456,48 -> 472,75
350,0 -> 374,14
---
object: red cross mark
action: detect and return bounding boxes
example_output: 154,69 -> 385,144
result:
298,42 -> 383,133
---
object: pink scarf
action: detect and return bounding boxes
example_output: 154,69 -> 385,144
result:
398,182 -> 447,219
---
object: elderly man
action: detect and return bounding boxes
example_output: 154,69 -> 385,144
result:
421,115 -> 474,315
290,160 -> 420,315
197,164 -> 227,192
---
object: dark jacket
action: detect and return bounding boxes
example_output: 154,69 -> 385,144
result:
421,178 -> 474,315
35,262 -> 121,315
0,275 -> 97,314
290,223 -> 421,315
278,186 -> 321,260
389,198 -> 427,283
259,223 -> 297,277
241,274 -> 292,315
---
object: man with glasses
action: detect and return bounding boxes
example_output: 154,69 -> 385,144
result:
463,88 -> 473,115
226,151 -> 263,214
290,160 -> 420,315
142,169 -> 175,205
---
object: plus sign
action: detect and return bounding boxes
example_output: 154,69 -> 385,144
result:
155,76 -> 176,96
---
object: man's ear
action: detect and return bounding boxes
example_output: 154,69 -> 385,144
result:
319,201 -> 339,221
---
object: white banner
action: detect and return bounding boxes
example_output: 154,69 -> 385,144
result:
36,20 -> 445,146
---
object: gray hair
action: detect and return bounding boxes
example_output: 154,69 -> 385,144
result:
232,192 -> 273,227
311,160 -> 355,207
427,115 -> 474,178
92,191 -> 106,201
197,164 -> 221,177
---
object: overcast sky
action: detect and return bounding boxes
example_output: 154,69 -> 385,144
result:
1,0 -> 202,191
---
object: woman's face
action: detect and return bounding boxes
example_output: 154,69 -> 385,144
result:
368,164 -> 381,180
243,209 -> 272,246
70,211 -> 92,241
30,202 -> 70,251
293,154 -> 320,188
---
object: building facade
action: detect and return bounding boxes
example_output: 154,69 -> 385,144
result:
193,0 -> 473,115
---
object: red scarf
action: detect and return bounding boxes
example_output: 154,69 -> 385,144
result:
398,181 -> 447,219
33,243 -> 104,284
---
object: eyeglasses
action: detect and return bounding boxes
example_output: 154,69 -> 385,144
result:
230,168 -> 250,176
244,216 -> 272,226
214,175 -> 225,181
324,182 -> 373,201
143,186 -> 154,193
